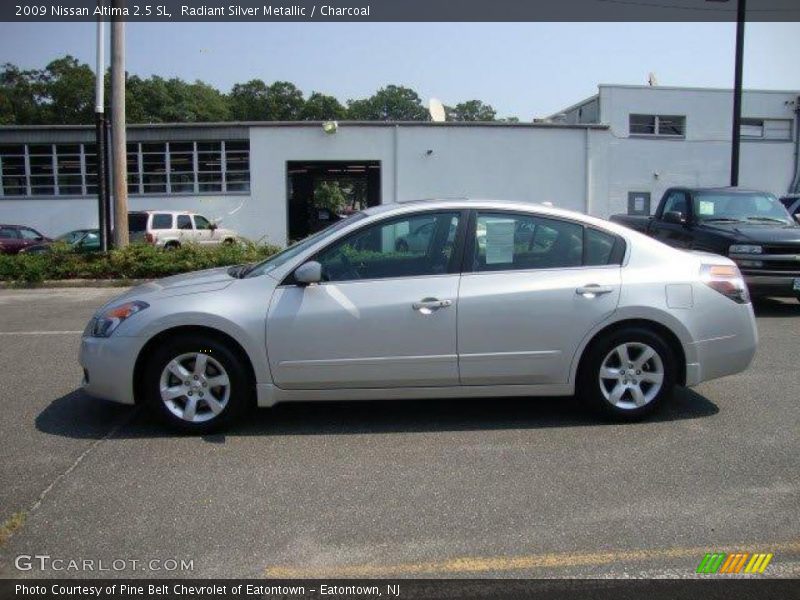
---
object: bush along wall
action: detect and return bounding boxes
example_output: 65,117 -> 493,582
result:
0,241 -> 281,284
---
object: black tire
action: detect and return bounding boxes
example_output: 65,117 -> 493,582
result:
222,238 -> 236,245
164,241 -> 180,250
578,326 -> 676,422
141,333 -> 253,433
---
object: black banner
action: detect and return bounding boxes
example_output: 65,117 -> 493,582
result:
2,0 -> 800,23
2,579 -> 800,600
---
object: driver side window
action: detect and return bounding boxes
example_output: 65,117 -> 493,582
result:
662,191 -> 688,216
315,212 -> 461,283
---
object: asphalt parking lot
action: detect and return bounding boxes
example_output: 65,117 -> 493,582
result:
0,287 -> 798,579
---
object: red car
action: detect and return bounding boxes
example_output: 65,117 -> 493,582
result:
0,224 -> 51,255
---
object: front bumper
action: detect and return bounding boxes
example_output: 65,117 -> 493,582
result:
742,273 -> 800,298
79,335 -> 142,405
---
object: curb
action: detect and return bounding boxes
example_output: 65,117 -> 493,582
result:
0,279 -> 149,289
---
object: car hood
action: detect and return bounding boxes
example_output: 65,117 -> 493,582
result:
99,267 -> 235,310
699,222 -> 800,244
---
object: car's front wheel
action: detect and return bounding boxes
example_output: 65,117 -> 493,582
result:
579,327 -> 676,421
142,334 -> 252,433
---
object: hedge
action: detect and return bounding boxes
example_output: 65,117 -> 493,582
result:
0,241 -> 282,284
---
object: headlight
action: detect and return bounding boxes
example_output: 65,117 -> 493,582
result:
90,301 -> 149,337
729,244 -> 762,255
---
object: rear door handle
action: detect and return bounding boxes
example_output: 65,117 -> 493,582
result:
576,285 -> 614,298
412,298 -> 453,314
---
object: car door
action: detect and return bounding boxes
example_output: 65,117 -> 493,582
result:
18,227 -> 45,250
267,210 -> 466,389
192,215 -> 215,245
175,214 -> 195,244
0,227 -> 23,253
652,190 -> 694,248
457,211 -> 623,385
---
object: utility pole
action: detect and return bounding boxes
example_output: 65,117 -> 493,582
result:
110,0 -> 128,247
94,4 -> 108,252
730,0 -> 746,187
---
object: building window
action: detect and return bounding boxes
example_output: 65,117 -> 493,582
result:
741,118 -> 792,141
629,114 -> 686,137
1,138 -> 249,198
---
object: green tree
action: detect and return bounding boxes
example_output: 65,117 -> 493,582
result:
347,85 -> 428,121
301,92 -> 346,121
313,181 -> 348,214
451,99 -> 496,122
229,79 -> 269,120
0,63 -> 42,124
37,56 -> 95,124
264,81 -> 304,120
126,75 -> 229,123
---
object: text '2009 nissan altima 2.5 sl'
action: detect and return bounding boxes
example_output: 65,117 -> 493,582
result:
79,200 -> 758,433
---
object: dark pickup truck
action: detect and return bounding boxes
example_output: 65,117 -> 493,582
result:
611,187 -> 800,300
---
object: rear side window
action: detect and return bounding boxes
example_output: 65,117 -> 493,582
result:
585,228 -> 624,266
151,214 -> 173,230
128,214 -> 148,232
177,215 -> 192,230
0,227 -> 20,239
472,212 -> 583,272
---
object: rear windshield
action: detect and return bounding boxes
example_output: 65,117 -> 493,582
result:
128,214 -> 148,232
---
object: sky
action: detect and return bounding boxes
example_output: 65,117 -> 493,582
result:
0,21 -> 798,119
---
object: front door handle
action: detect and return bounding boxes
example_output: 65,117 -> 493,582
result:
412,298 -> 453,314
576,285 -> 614,298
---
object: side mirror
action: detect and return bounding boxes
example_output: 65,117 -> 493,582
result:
663,211 -> 687,225
294,261 -> 322,285
209,222 -> 218,230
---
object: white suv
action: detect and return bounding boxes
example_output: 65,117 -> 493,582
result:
128,211 -> 238,248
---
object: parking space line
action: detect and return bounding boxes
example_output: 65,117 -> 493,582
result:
264,540 -> 800,578
0,330 -> 82,335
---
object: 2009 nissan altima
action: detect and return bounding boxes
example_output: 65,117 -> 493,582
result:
79,200 -> 758,432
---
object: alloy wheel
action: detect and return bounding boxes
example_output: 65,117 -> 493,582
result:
598,342 -> 664,410
159,352 -> 231,423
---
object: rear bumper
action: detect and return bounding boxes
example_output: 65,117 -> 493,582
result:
684,303 -> 758,387
743,273 -> 799,298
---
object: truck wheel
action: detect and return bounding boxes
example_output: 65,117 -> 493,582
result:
142,333 -> 253,433
164,241 -> 180,250
578,327 -> 676,422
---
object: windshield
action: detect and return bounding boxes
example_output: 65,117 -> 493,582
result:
693,192 -> 793,225
57,230 -> 85,244
244,213 -> 367,278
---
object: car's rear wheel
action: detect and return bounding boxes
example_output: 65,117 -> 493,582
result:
579,327 -> 676,421
142,334 -> 252,433
164,241 -> 180,250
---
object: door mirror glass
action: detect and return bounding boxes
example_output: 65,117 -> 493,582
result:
295,261 -> 322,285
663,210 -> 686,225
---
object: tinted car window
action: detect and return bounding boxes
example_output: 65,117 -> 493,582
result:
128,214 -> 148,232
177,215 -> 192,230
19,228 -> 41,240
472,212 -> 583,272
662,191 -> 688,216
151,214 -> 173,229
194,215 -> 212,230
316,212 -> 460,282
0,227 -> 20,239
585,228 -> 619,266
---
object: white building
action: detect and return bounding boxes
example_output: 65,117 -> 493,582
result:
0,84 -> 797,245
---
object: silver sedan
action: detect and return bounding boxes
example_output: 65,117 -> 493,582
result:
80,200 -> 758,432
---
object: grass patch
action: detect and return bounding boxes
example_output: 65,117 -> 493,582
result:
0,240 -> 281,284
0,511 -> 26,546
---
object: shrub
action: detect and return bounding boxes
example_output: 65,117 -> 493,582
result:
0,241 -> 281,284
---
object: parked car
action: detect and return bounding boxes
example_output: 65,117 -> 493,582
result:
610,187 -> 800,301
128,211 -> 238,248
21,229 -> 100,254
779,194 -> 800,224
0,224 -> 50,255
80,199 -> 757,433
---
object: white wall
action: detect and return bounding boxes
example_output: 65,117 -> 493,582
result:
595,85 -> 798,215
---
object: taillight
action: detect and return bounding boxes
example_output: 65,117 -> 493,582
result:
700,264 -> 750,304
145,233 -> 154,244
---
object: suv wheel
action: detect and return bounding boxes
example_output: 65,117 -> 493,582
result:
142,334 -> 252,433
164,241 -> 180,250
579,327 -> 676,421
